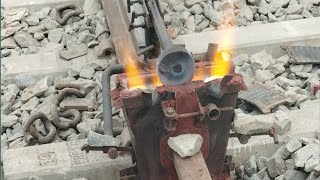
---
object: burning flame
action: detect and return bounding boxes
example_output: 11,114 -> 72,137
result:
123,46 -> 147,90
210,29 -> 234,78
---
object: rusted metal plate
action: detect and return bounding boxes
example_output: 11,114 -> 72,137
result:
238,84 -> 290,114
60,97 -> 94,111
173,152 -> 212,180
284,46 -> 320,64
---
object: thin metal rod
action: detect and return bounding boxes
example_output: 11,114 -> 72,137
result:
102,65 -> 125,136
147,0 -> 173,49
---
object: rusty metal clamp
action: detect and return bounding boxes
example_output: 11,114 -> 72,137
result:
51,84 -> 85,130
24,112 -> 57,145
161,101 -> 206,132
55,3 -> 82,25
81,144 -> 136,161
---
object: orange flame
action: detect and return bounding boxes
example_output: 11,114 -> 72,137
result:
210,29 -> 234,78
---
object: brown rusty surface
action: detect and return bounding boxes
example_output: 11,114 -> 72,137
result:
238,84 -> 290,114
284,45 -> 320,64
116,74 -> 244,180
173,152 -> 212,180
59,97 -> 94,111
159,90 -> 209,179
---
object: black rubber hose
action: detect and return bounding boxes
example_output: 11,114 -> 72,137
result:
102,65 -> 125,136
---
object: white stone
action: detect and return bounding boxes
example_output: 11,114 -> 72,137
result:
284,138 -> 302,156
292,143 -> 320,168
48,28 -> 64,43
190,4 -> 203,15
79,65 -> 95,79
304,155 -> 320,172
83,0 -> 102,15
255,69 -> 275,82
274,120 -> 291,135
233,114 -> 275,135
233,54 -> 249,66
250,50 -> 272,69
21,97 -> 39,112
167,134 -> 203,158
21,77 -> 51,103
15,73 -> 36,90
42,19 -> 60,30
185,0 -> 206,8
25,15 -> 39,26
239,6 -> 254,22
2,115 -> 19,128
13,32 -> 40,48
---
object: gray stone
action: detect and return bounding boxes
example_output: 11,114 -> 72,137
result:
311,6 -> 320,17
286,4 -> 303,14
275,110 -> 288,122
12,123 -> 23,135
236,165 -> 245,179
203,6 -> 221,26
250,50 -> 272,70
276,77 -> 298,89
83,0 -> 102,15
266,156 -> 286,178
25,46 -> 39,54
236,16 -> 248,26
15,74 -> 36,90
286,14 -> 304,20
95,20 -> 108,37
220,0 -> 234,10
198,19 -> 210,30
184,0 -> 205,8
67,133 -> 86,141
292,143 -> 320,168
1,84 -> 19,105
271,64 -> 285,76
285,159 -> 295,170
239,6 -> 254,22
7,132 -> 23,142
245,156 -> 258,176
2,115 -> 19,128
42,19 -> 60,30
40,38 -> 49,47
33,32 -> 44,41
13,32 -> 40,48
77,30 -> 95,44
35,7 -> 51,20
306,171 -> 318,180
233,114 -> 275,135
21,77 -> 51,103
274,120 -> 291,135
282,170 -> 308,180
68,64 -> 83,77
255,69 -> 275,82
59,44 -> 88,60
48,28 -> 64,43
275,8 -> 285,17
233,54 -> 249,66
190,4 -> 203,15
257,157 -> 268,171
26,15 -> 39,26
268,13 -> 277,23
304,155 -> 320,172
77,119 -> 101,135
164,14 -> 172,25
1,37 -> 18,49
167,133 -> 203,158
284,138 -> 303,156
87,131 -> 121,147
116,127 -> 131,147
1,49 -> 11,57
60,128 -> 77,140
79,65 -> 95,79
290,64 -> 304,72
27,24 -> 45,34
21,97 -> 39,112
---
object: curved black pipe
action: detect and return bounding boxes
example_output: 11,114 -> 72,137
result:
102,64 -> 125,136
